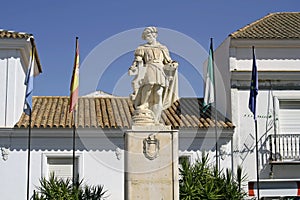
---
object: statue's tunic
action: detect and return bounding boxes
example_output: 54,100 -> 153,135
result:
134,43 -> 172,87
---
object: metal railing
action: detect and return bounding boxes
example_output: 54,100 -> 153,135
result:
268,134 -> 300,161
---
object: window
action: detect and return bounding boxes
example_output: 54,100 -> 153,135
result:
279,100 -> 300,133
42,153 -> 82,182
179,155 -> 191,166
178,154 -> 193,180
178,153 -> 193,168
47,157 -> 78,180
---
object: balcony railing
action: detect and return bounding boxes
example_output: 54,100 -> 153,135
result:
268,134 -> 300,161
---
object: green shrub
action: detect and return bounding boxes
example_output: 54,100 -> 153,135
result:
32,173 -> 108,200
179,154 -> 247,200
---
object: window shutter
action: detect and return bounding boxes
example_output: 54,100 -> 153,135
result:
279,100 -> 300,133
47,157 -> 78,180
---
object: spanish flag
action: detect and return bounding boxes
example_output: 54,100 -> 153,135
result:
69,37 -> 79,113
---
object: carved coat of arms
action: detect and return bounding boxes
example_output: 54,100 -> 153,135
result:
143,135 -> 160,160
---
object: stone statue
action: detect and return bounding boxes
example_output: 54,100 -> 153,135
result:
129,27 -> 179,125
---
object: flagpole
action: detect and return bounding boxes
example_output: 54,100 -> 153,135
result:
210,38 -> 219,171
255,118 -> 260,199
253,46 -> 260,200
69,36 -> 79,186
25,40 -> 35,200
26,110 -> 32,200
72,109 -> 76,185
249,46 -> 260,199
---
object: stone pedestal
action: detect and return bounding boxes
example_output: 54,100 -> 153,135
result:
125,125 -> 179,200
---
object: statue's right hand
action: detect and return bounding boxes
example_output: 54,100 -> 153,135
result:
129,65 -> 137,71
128,64 -> 138,76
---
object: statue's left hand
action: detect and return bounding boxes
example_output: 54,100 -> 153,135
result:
171,61 -> 178,69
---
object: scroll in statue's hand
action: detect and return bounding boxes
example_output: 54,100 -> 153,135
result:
164,61 -> 178,71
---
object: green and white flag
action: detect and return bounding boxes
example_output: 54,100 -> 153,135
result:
203,40 -> 215,112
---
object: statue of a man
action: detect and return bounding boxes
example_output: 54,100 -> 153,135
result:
129,27 -> 179,124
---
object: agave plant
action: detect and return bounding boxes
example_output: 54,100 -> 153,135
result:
32,173 -> 108,200
179,154 -> 247,200
80,185 -> 108,200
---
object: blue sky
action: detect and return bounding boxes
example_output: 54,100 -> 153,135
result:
1,0 -> 299,97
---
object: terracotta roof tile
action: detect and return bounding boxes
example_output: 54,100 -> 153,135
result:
0,29 -> 32,39
15,96 -> 234,130
230,12 -> 300,39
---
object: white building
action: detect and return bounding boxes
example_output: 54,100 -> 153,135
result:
0,11 -> 299,199
213,12 -> 300,198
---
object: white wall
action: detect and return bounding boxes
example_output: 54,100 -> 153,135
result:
0,131 -> 126,200
0,50 -> 8,126
214,37 -> 231,119
234,47 -> 300,71
84,151 -> 124,199
0,148 -> 28,199
0,41 -> 35,128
